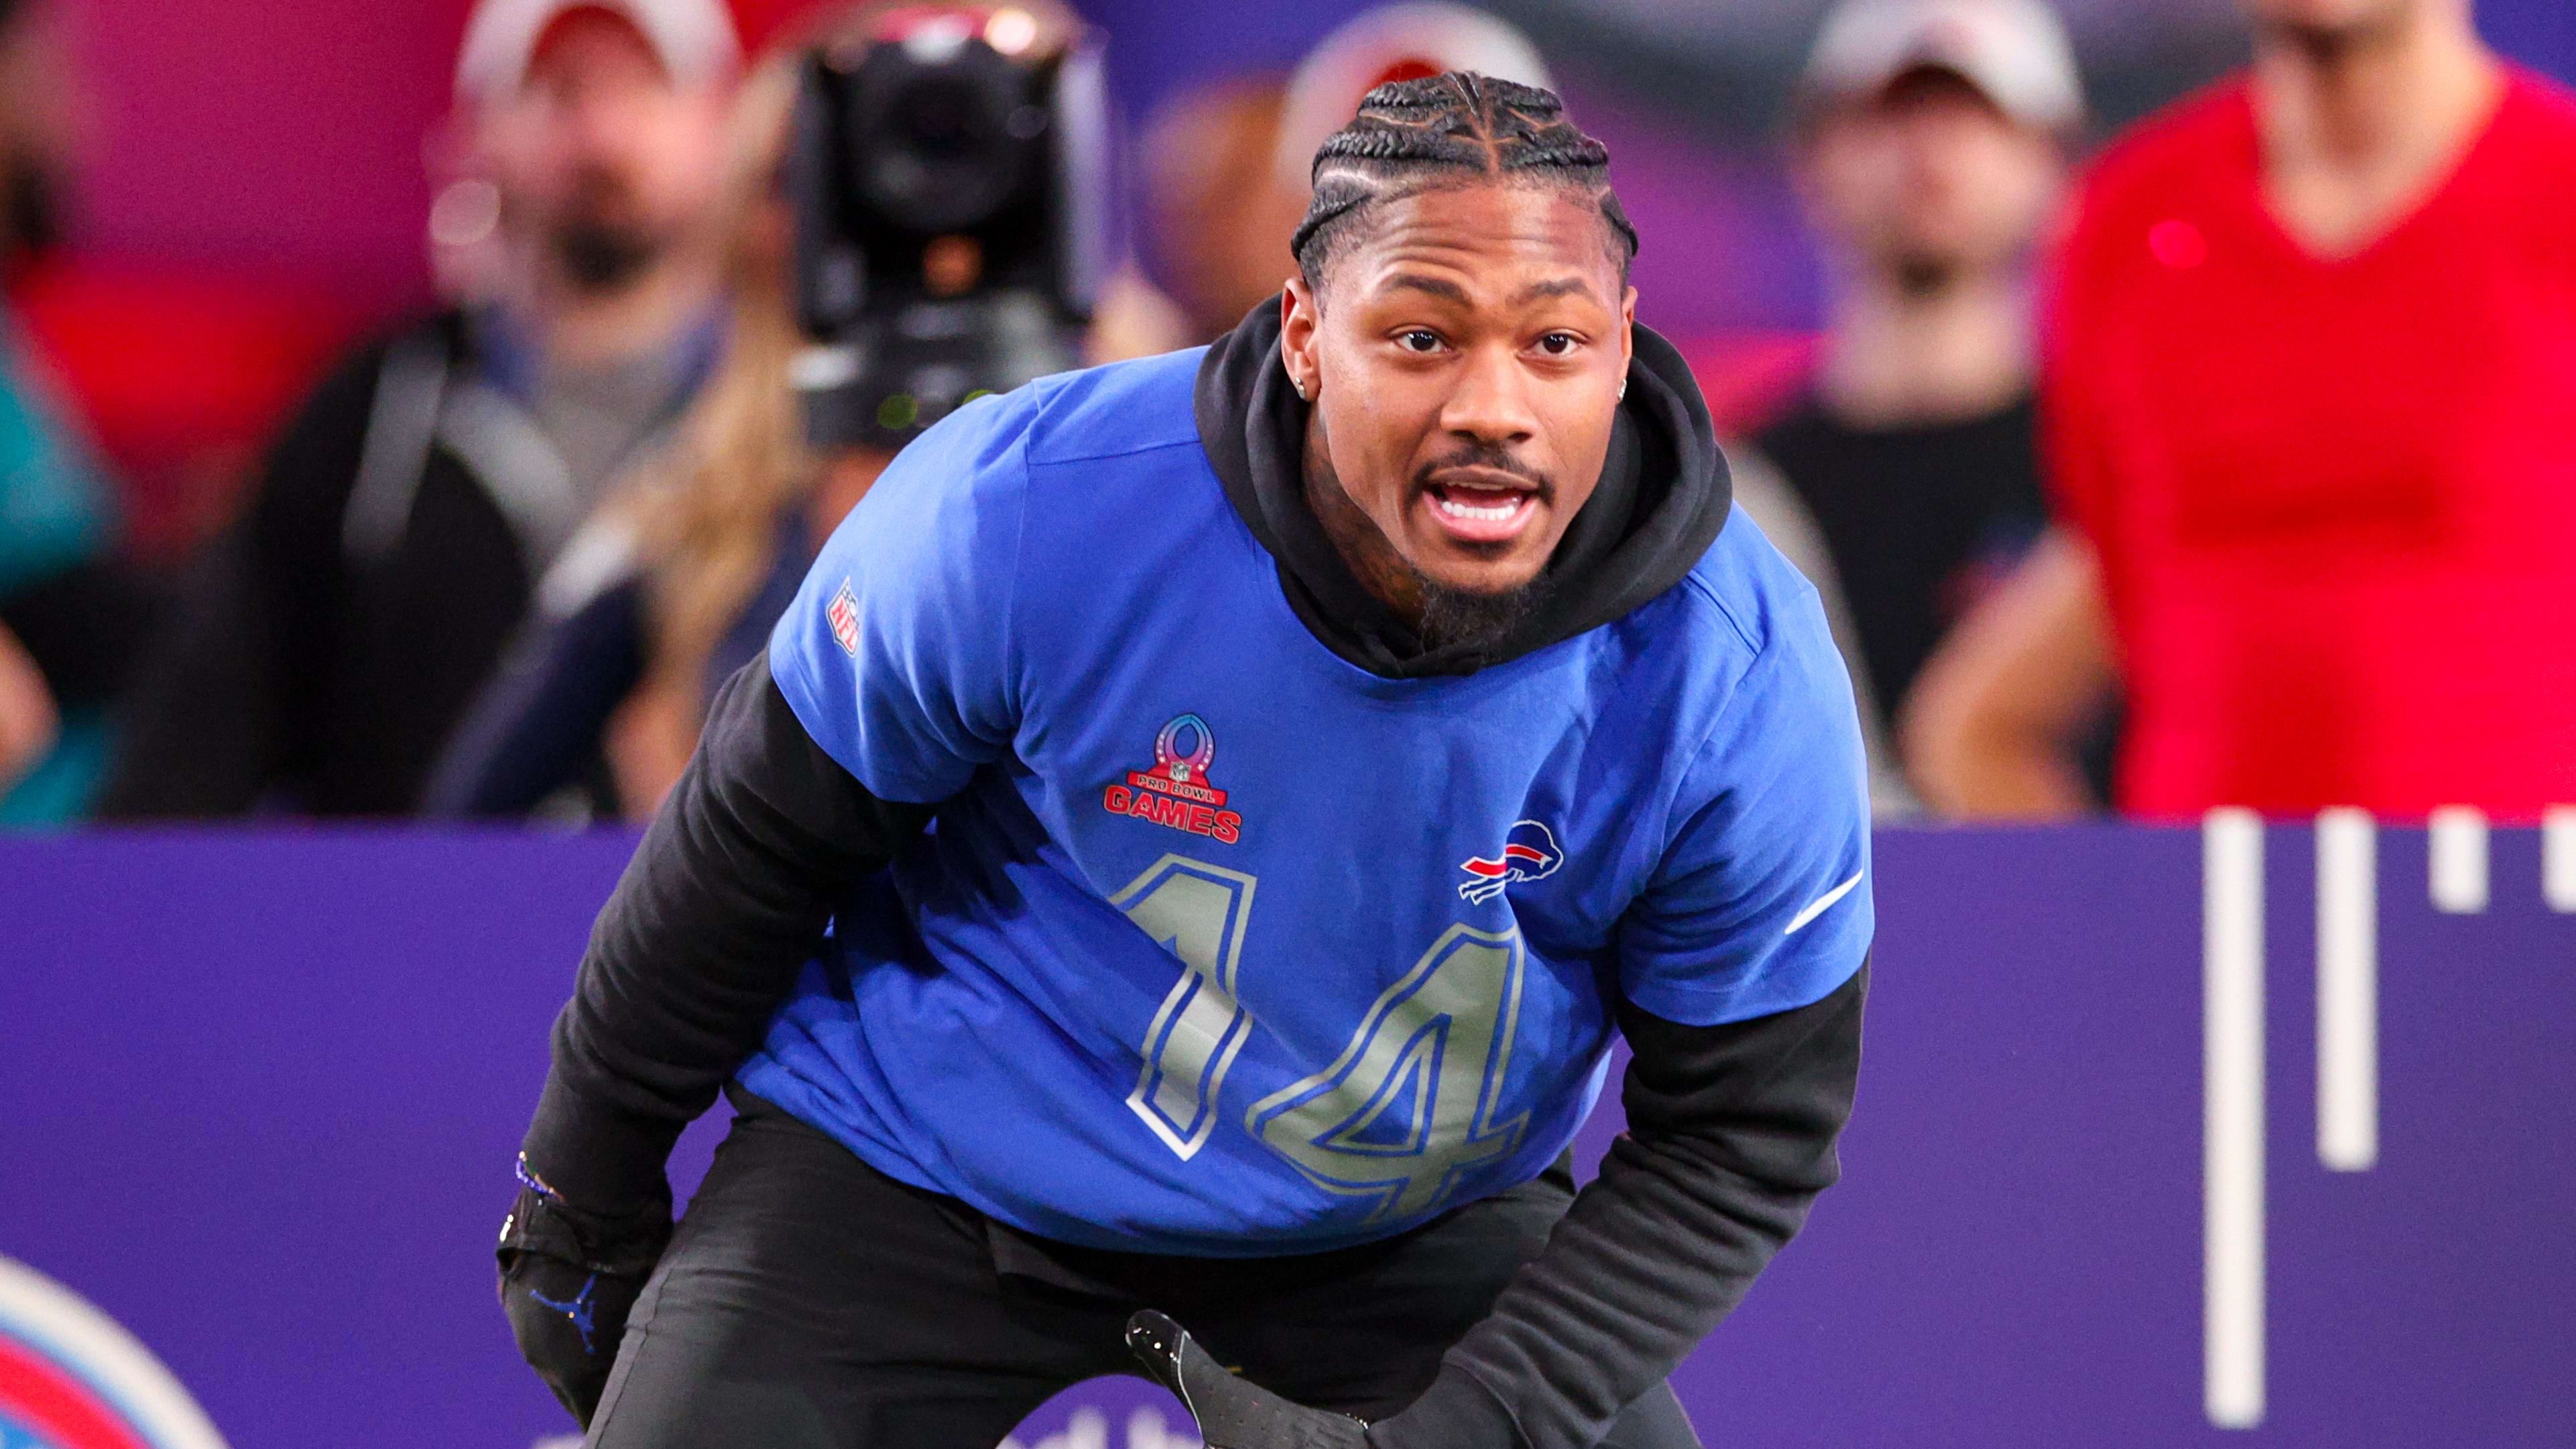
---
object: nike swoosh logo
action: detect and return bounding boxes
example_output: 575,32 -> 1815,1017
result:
1784,869 -> 1865,936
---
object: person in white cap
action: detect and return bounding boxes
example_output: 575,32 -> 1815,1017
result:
101,0 -> 739,820
1728,0 -> 2083,817
445,0 -> 738,320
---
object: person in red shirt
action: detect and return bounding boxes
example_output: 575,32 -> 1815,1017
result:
1904,0 -> 2576,821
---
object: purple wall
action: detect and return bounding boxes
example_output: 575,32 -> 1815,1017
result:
5,824 -> 2569,1447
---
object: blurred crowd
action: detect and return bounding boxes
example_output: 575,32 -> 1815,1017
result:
1,0 -> 2569,829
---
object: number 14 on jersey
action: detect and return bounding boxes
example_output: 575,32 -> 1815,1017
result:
1113,854 -> 1532,1220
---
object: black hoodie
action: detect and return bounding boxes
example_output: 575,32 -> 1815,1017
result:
524,310 -> 1867,1448
1194,300 -> 1732,677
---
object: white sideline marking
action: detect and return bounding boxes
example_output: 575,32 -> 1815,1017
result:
2545,807 -> 2576,914
2429,807 -> 2489,913
1783,868 -> 1865,935
2204,809 -> 2266,1429
2315,809 -> 2378,1172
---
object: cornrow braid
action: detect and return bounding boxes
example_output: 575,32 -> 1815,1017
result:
1292,72 -> 1640,291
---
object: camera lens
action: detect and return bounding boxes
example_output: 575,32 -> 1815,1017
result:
847,41 -> 1040,235
896,77 -> 981,156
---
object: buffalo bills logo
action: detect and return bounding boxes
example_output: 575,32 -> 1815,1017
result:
1458,820 -> 1562,904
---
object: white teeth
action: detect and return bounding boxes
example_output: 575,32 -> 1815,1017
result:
1434,494 -> 1524,522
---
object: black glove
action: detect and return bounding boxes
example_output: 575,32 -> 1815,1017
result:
497,1162 -> 673,1428
1127,1310 -> 1370,1449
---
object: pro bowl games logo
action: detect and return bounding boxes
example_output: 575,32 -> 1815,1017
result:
0,1255 -> 229,1449
1458,819 -> 1562,903
1103,713 -> 1244,845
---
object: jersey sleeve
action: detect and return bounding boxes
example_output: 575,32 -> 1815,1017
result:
1619,589 -> 1874,1027
768,389 -> 1037,805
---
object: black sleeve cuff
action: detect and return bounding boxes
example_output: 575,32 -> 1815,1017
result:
522,1052 -> 684,1212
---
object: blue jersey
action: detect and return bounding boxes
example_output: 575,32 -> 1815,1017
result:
743,347 -> 1872,1256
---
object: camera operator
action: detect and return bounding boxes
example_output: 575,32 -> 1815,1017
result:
426,0 -> 1108,821
101,0 -> 738,818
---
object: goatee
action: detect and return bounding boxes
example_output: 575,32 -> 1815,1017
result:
1415,570 -> 1555,654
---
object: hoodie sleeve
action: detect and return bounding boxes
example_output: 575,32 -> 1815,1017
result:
522,388 -> 1039,1210
520,656 -> 937,1209
1371,968 -> 1867,1449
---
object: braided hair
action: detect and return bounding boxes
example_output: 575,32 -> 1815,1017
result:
1292,72 -> 1639,293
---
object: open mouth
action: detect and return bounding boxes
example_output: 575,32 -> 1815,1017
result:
1421,472 -> 1545,545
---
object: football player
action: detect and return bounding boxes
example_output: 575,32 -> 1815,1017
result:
501,70 -> 1873,1449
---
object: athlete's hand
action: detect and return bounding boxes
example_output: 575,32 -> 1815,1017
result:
497,1162 -> 672,1427
1127,1310 -> 1371,1448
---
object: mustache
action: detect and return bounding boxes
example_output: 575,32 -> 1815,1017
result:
1412,442 -> 1554,500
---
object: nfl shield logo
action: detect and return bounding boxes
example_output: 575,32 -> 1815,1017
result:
826,580 -> 861,656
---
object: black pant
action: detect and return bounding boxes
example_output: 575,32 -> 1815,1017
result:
589,1089 -> 1701,1448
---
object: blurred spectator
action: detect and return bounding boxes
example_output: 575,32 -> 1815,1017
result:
100,0 -> 739,818
426,0 -> 1111,821
1732,0 -> 2081,817
0,0 -> 158,825
421,32 -> 815,822
10,262 -> 367,569
1139,2 -> 1550,342
1908,0 -> 2576,819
